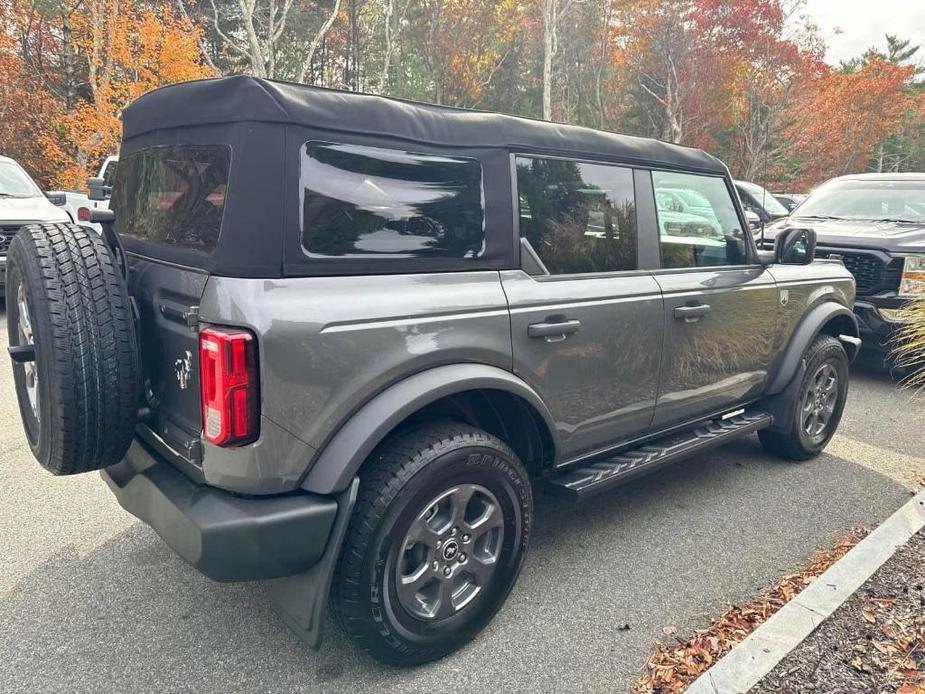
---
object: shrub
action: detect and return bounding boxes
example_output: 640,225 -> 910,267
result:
893,299 -> 925,386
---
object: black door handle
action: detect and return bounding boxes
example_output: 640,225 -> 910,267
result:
528,319 -> 581,340
673,303 -> 711,322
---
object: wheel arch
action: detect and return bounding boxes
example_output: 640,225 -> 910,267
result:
766,301 -> 859,396
300,364 -> 558,495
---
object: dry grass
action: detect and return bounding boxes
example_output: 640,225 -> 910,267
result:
893,299 -> 925,388
632,528 -> 869,694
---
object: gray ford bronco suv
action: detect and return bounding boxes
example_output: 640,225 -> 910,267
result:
6,76 -> 859,665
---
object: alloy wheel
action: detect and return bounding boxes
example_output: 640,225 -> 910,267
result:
395,484 -> 504,621
800,361 -> 838,443
16,284 -> 39,421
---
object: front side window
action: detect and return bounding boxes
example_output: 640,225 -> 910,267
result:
300,142 -> 485,259
516,156 -> 637,275
653,171 -> 747,269
112,145 -> 231,254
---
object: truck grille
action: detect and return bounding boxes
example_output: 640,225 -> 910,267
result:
0,223 -> 29,255
817,249 -> 903,296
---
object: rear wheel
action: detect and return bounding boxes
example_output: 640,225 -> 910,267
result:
759,334 -> 848,461
331,422 -> 532,665
6,223 -> 139,475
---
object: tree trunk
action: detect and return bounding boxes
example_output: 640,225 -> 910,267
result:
541,0 -> 556,120
62,16 -> 76,111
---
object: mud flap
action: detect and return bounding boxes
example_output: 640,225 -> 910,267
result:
762,359 -> 807,434
268,477 -> 359,649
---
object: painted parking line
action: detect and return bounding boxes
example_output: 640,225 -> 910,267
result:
825,433 -> 925,491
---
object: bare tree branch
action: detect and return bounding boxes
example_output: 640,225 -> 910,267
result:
298,0 -> 343,83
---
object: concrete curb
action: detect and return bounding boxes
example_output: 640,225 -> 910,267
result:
685,489 -> 925,694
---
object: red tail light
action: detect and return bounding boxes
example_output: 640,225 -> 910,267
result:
199,327 -> 260,447
77,207 -> 91,222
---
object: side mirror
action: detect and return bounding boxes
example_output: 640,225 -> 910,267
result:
89,208 -> 115,224
45,191 -> 67,206
775,227 -> 816,265
786,201 -> 798,212
87,177 -> 112,201
745,209 -> 763,231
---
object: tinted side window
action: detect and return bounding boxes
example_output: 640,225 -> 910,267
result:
112,145 -> 230,254
516,156 -> 637,275
301,142 -> 485,259
652,171 -> 746,269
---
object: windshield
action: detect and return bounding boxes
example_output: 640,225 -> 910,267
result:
738,181 -> 789,216
0,160 -> 41,198
795,179 -> 925,222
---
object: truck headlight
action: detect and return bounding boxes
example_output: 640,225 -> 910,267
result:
899,254 -> 925,297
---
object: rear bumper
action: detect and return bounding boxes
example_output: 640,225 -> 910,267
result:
101,440 -> 339,582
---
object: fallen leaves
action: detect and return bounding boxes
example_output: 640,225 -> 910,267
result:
632,528 -> 868,694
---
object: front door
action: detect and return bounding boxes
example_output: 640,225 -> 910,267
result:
649,170 -> 781,428
503,156 -> 664,460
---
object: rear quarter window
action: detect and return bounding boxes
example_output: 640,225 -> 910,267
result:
112,145 -> 231,254
300,142 -> 485,259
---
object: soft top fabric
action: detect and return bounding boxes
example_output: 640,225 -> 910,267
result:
122,76 -> 727,175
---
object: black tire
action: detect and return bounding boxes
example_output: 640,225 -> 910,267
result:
331,422 -> 532,665
759,334 -> 849,461
6,222 -> 139,475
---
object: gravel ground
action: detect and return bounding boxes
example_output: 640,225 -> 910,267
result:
751,529 -> 925,694
0,307 -> 922,694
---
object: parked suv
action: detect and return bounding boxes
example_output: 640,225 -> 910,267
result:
763,173 -> 925,369
0,155 -> 69,298
5,77 -> 859,665
735,179 -> 791,225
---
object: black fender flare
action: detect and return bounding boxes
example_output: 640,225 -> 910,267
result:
300,363 -> 558,495
766,302 -> 859,396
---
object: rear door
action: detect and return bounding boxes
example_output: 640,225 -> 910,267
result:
503,156 -> 664,460
649,170 -> 781,428
112,144 -> 233,464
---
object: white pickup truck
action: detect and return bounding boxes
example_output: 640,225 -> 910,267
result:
50,156 -> 118,231
0,155 -> 72,298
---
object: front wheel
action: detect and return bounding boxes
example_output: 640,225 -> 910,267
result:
759,334 -> 849,460
331,422 -> 532,665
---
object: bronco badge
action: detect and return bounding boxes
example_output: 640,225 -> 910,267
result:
174,350 -> 192,390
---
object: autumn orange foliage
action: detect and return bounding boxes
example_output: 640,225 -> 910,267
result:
785,59 -> 918,189
1,0 -> 922,192
1,0 -> 212,189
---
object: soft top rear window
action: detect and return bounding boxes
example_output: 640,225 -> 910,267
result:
112,145 -> 231,254
300,141 -> 485,259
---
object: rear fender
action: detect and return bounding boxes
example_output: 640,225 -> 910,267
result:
300,364 -> 558,495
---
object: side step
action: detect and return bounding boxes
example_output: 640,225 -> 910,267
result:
543,412 -> 773,500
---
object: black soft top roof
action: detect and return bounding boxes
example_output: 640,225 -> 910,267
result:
122,76 -> 727,175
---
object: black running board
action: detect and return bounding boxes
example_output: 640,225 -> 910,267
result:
543,411 -> 773,500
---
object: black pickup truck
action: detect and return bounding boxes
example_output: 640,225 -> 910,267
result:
764,173 -> 925,368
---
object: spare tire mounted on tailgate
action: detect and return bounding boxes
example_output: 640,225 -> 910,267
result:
6,222 -> 139,475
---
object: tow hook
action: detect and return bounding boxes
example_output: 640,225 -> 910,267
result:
838,334 -> 862,349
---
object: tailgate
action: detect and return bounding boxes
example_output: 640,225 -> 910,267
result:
129,255 -> 208,465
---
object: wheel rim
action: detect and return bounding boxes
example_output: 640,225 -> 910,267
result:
16,284 -> 39,422
395,484 -> 504,621
800,361 -> 838,443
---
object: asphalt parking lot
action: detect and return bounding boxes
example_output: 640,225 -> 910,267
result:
1,308 -> 923,694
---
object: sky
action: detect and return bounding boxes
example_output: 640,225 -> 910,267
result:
799,0 -> 925,66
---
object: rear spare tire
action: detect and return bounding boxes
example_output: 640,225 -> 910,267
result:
6,222 -> 139,475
